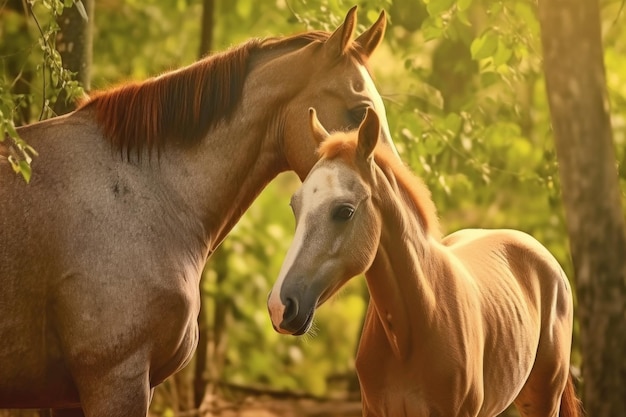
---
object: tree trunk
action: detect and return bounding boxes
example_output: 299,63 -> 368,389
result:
193,290 -> 210,409
198,0 -> 215,58
537,1 -> 626,416
192,0 -> 216,409
52,0 -> 94,115
193,248 -> 232,410
5,0 -> 33,125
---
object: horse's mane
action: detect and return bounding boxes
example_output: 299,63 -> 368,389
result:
78,30 -> 366,157
317,134 -> 441,238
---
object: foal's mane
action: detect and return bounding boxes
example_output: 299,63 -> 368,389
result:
318,134 -> 441,238
78,31 -> 366,157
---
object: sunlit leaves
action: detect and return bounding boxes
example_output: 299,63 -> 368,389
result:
421,16 -> 445,41
457,0 -> 472,12
0,88 -> 38,182
471,30 -> 498,61
424,0 -> 456,16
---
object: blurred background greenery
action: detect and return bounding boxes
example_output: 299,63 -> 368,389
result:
2,0 -> 625,415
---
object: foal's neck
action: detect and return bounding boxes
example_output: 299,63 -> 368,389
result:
363,166 -> 444,360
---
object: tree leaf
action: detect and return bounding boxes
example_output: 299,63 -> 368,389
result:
74,0 -> 88,22
471,31 -> 499,60
458,0 -> 473,12
426,0 -> 456,16
493,39 -> 513,66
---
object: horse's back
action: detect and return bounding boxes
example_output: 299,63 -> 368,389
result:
1,111 -> 106,279
0,112 -> 99,405
1,111 -> 202,408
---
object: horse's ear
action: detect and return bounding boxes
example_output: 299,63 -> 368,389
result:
309,108 -> 330,145
357,108 -> 380,162
325,6 -> 357,57
355,10 -> 387,58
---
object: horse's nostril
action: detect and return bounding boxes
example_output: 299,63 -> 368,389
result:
283,297 -> 299,322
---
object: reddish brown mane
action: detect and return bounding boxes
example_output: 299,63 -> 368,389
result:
78,30 -> 367,158
318,135 -> 441,238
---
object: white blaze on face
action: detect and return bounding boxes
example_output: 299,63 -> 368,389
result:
358,66 -> 397,158
267,164 -> 347,332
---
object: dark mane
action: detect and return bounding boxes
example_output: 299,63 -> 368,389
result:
318,134 -> 441,238
78,30 -> 367,157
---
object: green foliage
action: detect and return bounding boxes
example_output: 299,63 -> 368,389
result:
0,0 -> 84,181
0,85 -> 37,182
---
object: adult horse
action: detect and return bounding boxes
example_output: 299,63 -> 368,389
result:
268,108 -> 582,417
0,7 -> 397,416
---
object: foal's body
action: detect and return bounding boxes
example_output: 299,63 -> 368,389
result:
358,228 -> 573,416
268,109 -> 581,417
0,9 -> 395,416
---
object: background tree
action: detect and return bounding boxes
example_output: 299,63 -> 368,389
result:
52,0 -> 93,115
1,0 -> 33,125
1,0 -> 83,181
538,0 -> 626,415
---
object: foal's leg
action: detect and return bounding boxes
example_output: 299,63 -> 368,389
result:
513,326 -> 571,417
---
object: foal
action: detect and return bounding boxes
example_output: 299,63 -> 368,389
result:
268,108 -> 582,417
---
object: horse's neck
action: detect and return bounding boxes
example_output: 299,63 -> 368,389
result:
363,168 -> 445,360
156,50 -> 313,254
159,119 -> 284,254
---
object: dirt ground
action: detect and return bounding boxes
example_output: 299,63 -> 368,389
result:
2,394 -> 519,417
171,393 -> 518,417
195,395 -> 362,417
0,396 -> 362,417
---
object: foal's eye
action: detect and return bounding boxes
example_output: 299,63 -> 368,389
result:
333,205 -> 355,222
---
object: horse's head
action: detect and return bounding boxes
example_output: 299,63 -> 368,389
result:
268,107 -> 383,335
263,6 -> 395,180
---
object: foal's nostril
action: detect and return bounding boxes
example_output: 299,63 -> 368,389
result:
283,297 -> 299,323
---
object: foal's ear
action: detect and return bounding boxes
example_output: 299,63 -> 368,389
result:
357,108 -> 380,162
309,108 -> 331,145
325,6 -> 357,57
355,10 -> 387,58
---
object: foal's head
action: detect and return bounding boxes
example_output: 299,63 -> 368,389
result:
268,107 -> 384,335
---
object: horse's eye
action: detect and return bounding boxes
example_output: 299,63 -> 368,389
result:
333,205 -> 355,222
348,107 -> 367,125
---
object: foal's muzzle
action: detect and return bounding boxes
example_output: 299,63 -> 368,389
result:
281,297 -> 314,335
268,292 -> 315,336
